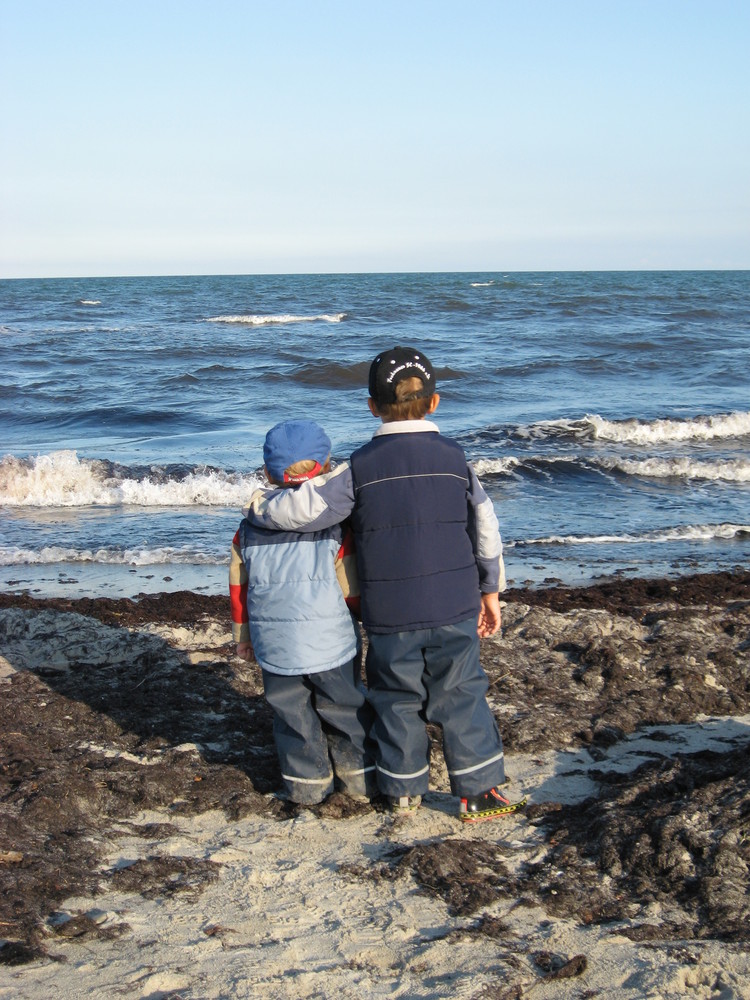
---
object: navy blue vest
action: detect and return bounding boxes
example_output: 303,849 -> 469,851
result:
350,431 -> 481,633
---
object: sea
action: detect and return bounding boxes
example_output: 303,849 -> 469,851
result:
1,271 -> 748,600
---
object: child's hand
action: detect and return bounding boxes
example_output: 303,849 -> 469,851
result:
477,593 -> 502,637
235,641 -> 255,662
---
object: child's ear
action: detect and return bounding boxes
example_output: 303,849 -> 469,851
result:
367,397 -> 381,418
428,393 -> 440,414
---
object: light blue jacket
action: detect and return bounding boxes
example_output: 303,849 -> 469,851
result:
236,517 -> 359,676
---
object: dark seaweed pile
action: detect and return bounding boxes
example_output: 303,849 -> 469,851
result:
1,571 -> 748,967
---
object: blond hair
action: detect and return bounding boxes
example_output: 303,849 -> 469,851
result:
285,458 -> 319,478
266,457 -> 330,488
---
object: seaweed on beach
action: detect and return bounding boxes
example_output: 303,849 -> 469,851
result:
395,839 -> 512,917
0,595 -> 277,963
341,748 -> 750,941
105,854 -> 221,900
1,572 -> 749,964
522,745 -> 750,940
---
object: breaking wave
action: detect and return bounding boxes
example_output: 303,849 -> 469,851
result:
593,455 -> 750,482
474,453 -> 750,482
520,410 -> 750,445
0,545 -> 226,567
471,457 -> 523,476
0,451 -> 263,507
507,523 -> 750,549
5,445 -> 747,511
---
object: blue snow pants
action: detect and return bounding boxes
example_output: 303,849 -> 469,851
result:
261,656 -> 377,804
365,617 -> 505,798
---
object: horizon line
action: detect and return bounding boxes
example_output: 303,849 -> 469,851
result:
3,266 -> 749,282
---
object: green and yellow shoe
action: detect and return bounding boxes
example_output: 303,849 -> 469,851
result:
388,794 -> 422,814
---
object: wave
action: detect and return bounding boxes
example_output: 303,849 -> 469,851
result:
4,447 -> 747,510
470,281 -> 495,287
0,451 -> 263,507
592,455 -> 750,482
521,411 -> 750,445
77,299 -> 101,306
205,313 -> 346,326
472,457 -> 523,476
4,523 -> 745,568
507,523 -> 750,549
195,364 -> 243,375
275,359 -> 371,389
0,545 -> 225,567
440,298 -> 472,312
474,453 -> 750,482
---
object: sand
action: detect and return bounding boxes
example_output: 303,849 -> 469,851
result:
0,572 -> 748,999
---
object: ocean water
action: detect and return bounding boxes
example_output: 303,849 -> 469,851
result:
1,271 -> 748,599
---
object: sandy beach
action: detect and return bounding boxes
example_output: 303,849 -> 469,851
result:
1,571 -> 748,999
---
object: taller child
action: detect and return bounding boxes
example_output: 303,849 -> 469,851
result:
246,347 -> 526,822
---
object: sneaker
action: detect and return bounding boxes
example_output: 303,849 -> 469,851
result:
459,786 -> 526,823
388,794 -> 422,814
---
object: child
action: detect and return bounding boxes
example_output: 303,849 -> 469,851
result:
245,348 -> 526,822
230,419 -> 376,806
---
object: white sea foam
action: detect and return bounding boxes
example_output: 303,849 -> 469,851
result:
117,469 -> 262,506
77,299 -> 101,306
0,451 -> 115,506
592,455 -> 750,482
471,456 -> 522,476
0,451 -> 263,507
586,411 -> 750,444
0,545 -> 225,566
470,281 -> 495,287
205,313 -> 346,326
507,523 -> 750,549
476,452 -> 750,482
528,411 -> 750,445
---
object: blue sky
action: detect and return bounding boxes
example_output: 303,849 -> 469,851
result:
2,1 -> 748,277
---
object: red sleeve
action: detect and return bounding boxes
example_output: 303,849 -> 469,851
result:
337,523 -> 361,619
229,529 -> 250,642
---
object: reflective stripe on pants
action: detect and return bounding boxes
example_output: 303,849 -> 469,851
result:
365,618 -> 505,797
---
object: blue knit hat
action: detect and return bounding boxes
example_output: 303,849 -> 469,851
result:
263,420 -> 331,484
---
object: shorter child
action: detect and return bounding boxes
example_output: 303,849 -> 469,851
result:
230,419 -> 376,805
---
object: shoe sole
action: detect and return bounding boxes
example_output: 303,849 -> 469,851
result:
389,795 -> 422,814
459,796 -> 527,823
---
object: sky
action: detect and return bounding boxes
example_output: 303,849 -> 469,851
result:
2,1 -> 749,277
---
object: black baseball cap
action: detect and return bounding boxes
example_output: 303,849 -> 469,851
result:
368,346 -> 435,404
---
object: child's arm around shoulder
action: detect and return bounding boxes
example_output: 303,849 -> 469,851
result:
245,462 -> 355,532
